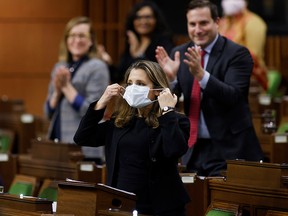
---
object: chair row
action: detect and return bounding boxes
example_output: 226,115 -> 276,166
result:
205,200 -> 288,216
7,162 -> 106,203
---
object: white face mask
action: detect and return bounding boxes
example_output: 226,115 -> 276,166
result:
123,84 -> 157,108
221,0 -> 246,16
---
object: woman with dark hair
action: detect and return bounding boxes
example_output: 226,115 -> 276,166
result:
99,1 -> 174,84
74,60 -> 190,216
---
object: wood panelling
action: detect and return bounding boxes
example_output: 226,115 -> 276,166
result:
0,0 -> 90,116
89,0 -> 141,65
0,0 -> 86,18
0,23 -> 63,74
265,36 -> 288,78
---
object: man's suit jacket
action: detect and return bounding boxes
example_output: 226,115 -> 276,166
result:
171,35 -> 264,175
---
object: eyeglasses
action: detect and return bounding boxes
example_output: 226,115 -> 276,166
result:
135,15 -> 155,21
67,33 -> 90,40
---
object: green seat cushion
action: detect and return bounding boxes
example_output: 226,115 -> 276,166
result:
277,123 -> 288,133
8,182 -> 33,196
39,187 -> 58,201
206,209 -> 236,216
0,135 -> 11,153
267,70 -> 281,96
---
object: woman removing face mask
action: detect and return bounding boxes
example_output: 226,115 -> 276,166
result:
74,60 -> 190,216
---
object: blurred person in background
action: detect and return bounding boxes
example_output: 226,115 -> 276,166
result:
98,1 -> 174,84
44,16 -> 110,164
219,0 -> 268,92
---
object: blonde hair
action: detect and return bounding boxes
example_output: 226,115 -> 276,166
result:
114,60 -> 170,128
58,16 -> 99,62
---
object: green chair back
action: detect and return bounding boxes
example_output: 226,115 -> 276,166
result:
0,135 -> 11,153
39,187 -> 58,201
277,122 -> 288,133
266,70 -> 281,97
206,209 -> 236,216
8,182 -> 33,196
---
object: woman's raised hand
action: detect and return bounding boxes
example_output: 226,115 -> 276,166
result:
95,83 -> 123,110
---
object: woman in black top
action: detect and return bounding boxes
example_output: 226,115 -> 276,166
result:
74,60 -> 190,216
99,1 -> 174,83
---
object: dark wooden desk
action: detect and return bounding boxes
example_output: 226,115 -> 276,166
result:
182,175 -> 211,216
98,209 -> 147,216
18,140 -> 85,181
253,113 -> 288,163
209,179 -> 288,215
269,133 -> 288,164
30,139 -> 83,162
0,153 -> 17,192
0,113 -> 39,154
56,181 -> 136,216
0,193 -> 52,216
208,160 -> 288,216
18,154 -> 78,180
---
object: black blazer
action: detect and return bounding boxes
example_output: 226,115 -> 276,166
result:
74,102 -> 191,213
109,35 -> 174,84
172,35 -> 264,169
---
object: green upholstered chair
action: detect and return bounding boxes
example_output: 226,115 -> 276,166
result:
8,182 -> 33,196
276,122 -> 288,133
205,200 -> 241,216
0,129 -> 14,153
206,209 -> 237,216
38,179 -> 58,201
39,186 -> 58,201
8,174 -> 37,196
266,70 -> 282,97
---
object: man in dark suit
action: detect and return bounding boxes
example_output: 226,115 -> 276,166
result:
156,0 -> 264,176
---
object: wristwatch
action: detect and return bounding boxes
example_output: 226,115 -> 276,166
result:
162,106 -> 175,112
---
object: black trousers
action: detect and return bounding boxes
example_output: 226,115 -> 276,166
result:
186,138 -> 226,176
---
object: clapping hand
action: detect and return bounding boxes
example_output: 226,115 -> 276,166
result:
183,45 -> 205,81
155,46 -> 180,81
54,66 -> 71,92
127,30 -> 150,58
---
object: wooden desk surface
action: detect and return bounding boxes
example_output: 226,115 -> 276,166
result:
18,154 -> 78,180
0,193 -> 52,215
209,178 -> 288,214
98,209 -> 149,216
56,181 -> 136,216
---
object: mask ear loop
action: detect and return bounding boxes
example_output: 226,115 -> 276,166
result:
119,86 -> 126,97
152,88 -> 165,91
150,88 -> 165,103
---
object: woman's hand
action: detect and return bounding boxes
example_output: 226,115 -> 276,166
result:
53,74 -> 62,94
95,83 -> 123,110
157,88 -> 177,110
127,30 -> 150,58
50,66 -> 71,108
98,44 -> 113,65
54,66 -> 71,89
